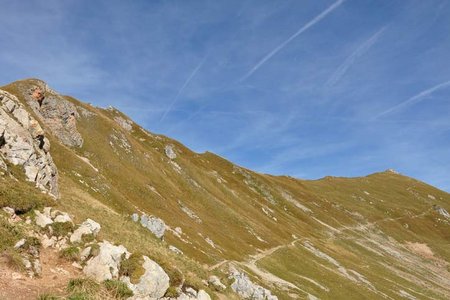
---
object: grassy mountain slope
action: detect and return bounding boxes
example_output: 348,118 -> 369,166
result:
1,79 -> 449,299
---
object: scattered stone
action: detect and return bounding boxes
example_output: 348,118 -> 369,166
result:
33,259 -> 42,275
208,275 -> 226,290
131,213 -> 139,222
40,234 -> 56,248
54,212 -> 72,223
70,219 -> 101,243
14,239 -> 26,249
80,246 -> 92,261
165,145 -> 177,159
229,267 -> 278,300
83,241 -> 130,281
197,290 -> 212,300
169,245 -> 183,255
2,207 -> 15,216
11,272 -> 22,280
121,255 -> 170,299
72,262 -> 83,269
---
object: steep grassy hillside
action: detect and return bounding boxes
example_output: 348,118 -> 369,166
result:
1,79 -> 449,299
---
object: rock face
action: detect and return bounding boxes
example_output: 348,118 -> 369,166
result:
70,219 -> 101,243
114,116 -> 133,131
10,79 -> 83,147
230,267 -> 278,300
121,255 -> 170,299
139,214 -> 166,239
83,241 -> 130,281
0,90 -> 59,197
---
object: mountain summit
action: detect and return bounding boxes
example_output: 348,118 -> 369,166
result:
0,79 -> 449,299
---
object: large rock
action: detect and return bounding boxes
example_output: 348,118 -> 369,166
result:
83,241 -> 130,281
0,89 -> 59,197
34,210 -> 53,227
70,219 -> 101,243
10,79 -> 83,147
230,267 -> 278,300
140,214 -> 166,239
121,255 -> 170,299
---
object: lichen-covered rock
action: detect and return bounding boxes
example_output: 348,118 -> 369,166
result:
83,241 -> 130,281
230,267 -> 278,300
121,255 -> 170,299
70,219 -> 101,243
140,214 -> 166,239
0,89 -> 59,197
10,79 -> 83,148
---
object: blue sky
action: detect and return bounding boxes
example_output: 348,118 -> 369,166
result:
1,0 -> 449,191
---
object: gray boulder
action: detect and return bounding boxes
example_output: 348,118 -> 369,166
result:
83,241 -> 130,281
70,219 -> 101,243
140,214 -> 166,239
121,255 -> 170,299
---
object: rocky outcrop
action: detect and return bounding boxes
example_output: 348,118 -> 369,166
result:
121,255 -> 170,299
0,90 -> 59,197
229,267 -> 278,300
10,79 -> 83,147
114,116 -> 133,131
83,241 -> 130,281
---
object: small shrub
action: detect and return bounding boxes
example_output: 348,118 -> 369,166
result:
60,246 -> 80,262
67,278 -> 99,295
81,233 -> 95,244
37,294 -> 60,300
51,222 -> 74,237
67,292 -> 89,300
119,252 -> 145,284
103,279 -> 133,299
164,286 -> 179,298
3,249 -> 25,271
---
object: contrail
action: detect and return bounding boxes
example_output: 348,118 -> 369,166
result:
240,0 -> 345,82
160,57 -> 206,122
325,26 -> 386,88
375,80 -> 450,119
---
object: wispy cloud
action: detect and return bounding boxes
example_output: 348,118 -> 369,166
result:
374,80 -> 450,118
159,56 -> 207,122
325,26 -> 387,88
240,0 -> 345,82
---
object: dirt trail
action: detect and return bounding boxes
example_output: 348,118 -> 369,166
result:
0,248 -> 81,300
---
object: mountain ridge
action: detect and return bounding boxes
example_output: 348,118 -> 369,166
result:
0,78 -> 449,300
